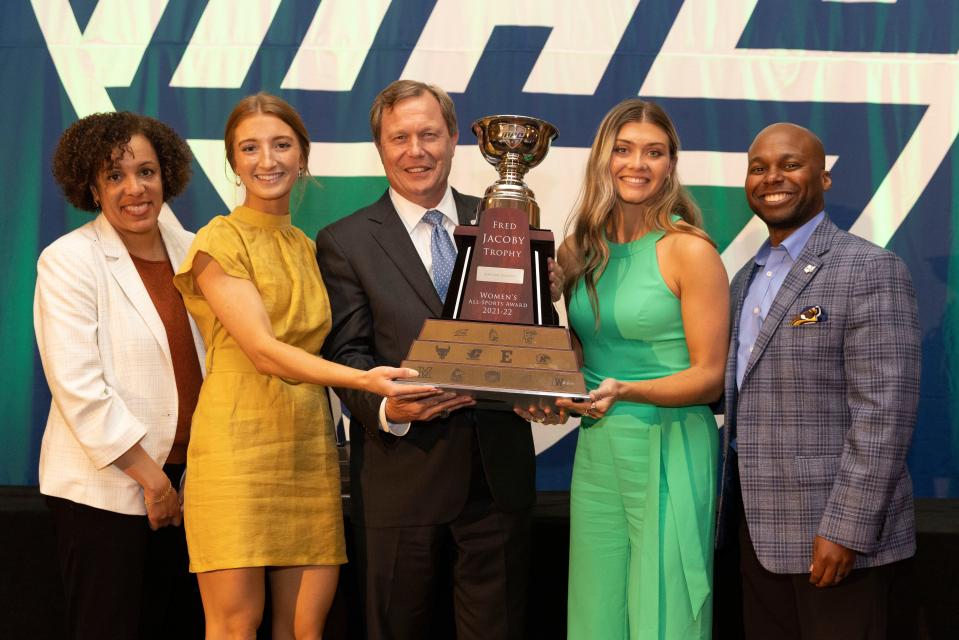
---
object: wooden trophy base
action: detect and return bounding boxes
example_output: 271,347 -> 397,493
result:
398,319 -> 588,410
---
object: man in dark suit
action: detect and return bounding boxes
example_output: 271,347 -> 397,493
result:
717,123 -> 921,639
316,80 -> 535,640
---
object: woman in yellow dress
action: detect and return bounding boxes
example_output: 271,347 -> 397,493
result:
174,93 -> 434,639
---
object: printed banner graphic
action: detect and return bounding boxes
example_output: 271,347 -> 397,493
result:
3,1 -> 957,495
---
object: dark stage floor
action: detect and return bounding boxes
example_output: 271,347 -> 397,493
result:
1,487 -> 956,639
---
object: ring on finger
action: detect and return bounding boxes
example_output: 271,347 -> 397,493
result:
439,409 -> 450,419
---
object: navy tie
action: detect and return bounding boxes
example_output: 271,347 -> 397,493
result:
423,209 -> 456,302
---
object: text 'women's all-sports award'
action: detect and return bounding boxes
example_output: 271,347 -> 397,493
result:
399,115 -> 587,409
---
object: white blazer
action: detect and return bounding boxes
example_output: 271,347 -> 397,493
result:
35,213 -> 205,515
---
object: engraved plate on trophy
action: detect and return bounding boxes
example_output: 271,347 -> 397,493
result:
453,207 -> 535,324
416,319 -> 573,350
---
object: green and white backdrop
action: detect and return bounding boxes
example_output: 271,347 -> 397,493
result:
2,0 -> 957,496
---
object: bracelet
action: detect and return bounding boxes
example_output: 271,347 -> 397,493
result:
144,483 -> 175,506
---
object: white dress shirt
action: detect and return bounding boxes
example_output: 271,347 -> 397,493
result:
377,186 -> 459,436
389,186 -> 459,271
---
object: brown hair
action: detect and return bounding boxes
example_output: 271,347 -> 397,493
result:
369,80 -> 458,144
52,112 -> 192,212
563,99 -> 712,322
224,92 -> 311,172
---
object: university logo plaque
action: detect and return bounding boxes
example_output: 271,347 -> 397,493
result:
399,115 -> 587,409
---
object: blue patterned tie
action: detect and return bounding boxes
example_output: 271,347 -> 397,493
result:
423,209 -> 456,303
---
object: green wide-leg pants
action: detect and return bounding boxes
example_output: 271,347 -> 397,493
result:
567,406 -> 717,640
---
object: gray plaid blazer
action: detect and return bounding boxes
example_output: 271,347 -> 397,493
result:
717,216 -> 920,574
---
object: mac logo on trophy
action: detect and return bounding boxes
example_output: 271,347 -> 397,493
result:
398,115 -> 587,408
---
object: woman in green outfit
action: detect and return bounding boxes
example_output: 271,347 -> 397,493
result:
556,99 -> 729,639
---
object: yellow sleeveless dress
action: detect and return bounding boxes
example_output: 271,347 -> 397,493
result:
174,206 -> 345,572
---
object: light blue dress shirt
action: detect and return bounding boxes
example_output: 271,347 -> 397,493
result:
736,211 -> 825,390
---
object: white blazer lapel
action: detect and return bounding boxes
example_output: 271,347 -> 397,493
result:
95,214 -> 172,363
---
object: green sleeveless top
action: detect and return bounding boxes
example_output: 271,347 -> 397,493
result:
568,228 -> 691,422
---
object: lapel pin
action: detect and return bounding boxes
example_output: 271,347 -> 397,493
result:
803,264 -> 816,274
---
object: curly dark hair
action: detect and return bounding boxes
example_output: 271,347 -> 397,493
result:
51,112 -> 192,212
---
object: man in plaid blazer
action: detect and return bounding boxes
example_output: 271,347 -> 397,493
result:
717,123 -> 921,639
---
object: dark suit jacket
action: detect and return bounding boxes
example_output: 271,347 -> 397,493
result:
316,189 -> 536,528
717,217 -> 920,574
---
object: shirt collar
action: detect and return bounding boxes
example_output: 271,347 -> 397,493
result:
753,211 -> 825,265
389,186 -> 457,234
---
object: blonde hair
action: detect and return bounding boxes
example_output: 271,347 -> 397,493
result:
563,99 -> 712,323
370,80 -> 458,144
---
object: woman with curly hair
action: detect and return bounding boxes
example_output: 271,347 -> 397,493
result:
556,99 -> 729,639
36,111 -> 204,638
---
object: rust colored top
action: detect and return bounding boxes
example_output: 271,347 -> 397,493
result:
130,254 -> 202,464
